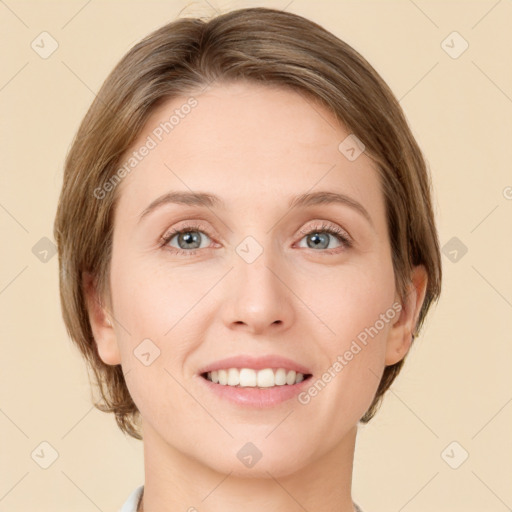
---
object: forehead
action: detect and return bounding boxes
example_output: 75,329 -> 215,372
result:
114,81 -> 384,228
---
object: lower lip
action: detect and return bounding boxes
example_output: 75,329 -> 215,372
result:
198,375 -> 312,408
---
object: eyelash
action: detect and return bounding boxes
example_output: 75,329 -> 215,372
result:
160,222 -> 353,257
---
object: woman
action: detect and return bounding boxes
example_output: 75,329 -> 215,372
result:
54,7 -> 442,512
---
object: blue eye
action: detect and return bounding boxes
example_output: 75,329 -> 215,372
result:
161,222 -> 352,257
161,224 -> 213,256
297,224 -> 352,252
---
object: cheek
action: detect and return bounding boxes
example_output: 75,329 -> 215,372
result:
109,256 -> 214,372
108,259 -> 198,420
110,244 -> 396,355
110,257 -> 196,331
315,261 -> 396,403
300,258 -> 396,347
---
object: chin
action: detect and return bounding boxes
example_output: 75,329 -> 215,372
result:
196,437 -> 315,479
210,456 -> 310,479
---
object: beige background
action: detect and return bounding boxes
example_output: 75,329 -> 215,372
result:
1,0 -> 511,510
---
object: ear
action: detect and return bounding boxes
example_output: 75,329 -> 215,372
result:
385,265 -> 428,366
82,271 -> 121,365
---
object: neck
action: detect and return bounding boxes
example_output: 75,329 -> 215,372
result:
139,421 -> 359,512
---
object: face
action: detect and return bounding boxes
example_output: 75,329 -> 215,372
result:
94,81 -> 411,477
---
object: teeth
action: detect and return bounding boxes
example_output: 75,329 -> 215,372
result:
205,368 -> 307,387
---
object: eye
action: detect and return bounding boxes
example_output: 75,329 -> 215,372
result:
296,223 -> 352,253
161,223 -> 214,256
160,221 -> 352,257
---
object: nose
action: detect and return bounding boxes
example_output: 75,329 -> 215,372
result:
221,247 -> 295,335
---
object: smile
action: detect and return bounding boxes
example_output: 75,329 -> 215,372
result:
202,368 -> 312,388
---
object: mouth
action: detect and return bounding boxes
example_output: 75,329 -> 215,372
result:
196,354 -> 314,407
200,368 -> 313,388
198,367 -> 313,408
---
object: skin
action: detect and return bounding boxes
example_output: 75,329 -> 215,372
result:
84,81 -> 427,512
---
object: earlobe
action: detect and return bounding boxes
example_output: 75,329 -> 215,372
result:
82,272 -> 121,366
385,265 -> 428,366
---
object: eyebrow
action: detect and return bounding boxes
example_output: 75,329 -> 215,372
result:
138,190 -> 374,228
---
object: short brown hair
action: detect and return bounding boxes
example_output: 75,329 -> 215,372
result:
54,6 -> 442,440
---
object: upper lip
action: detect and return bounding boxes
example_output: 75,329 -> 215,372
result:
198,354 -> 313,375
